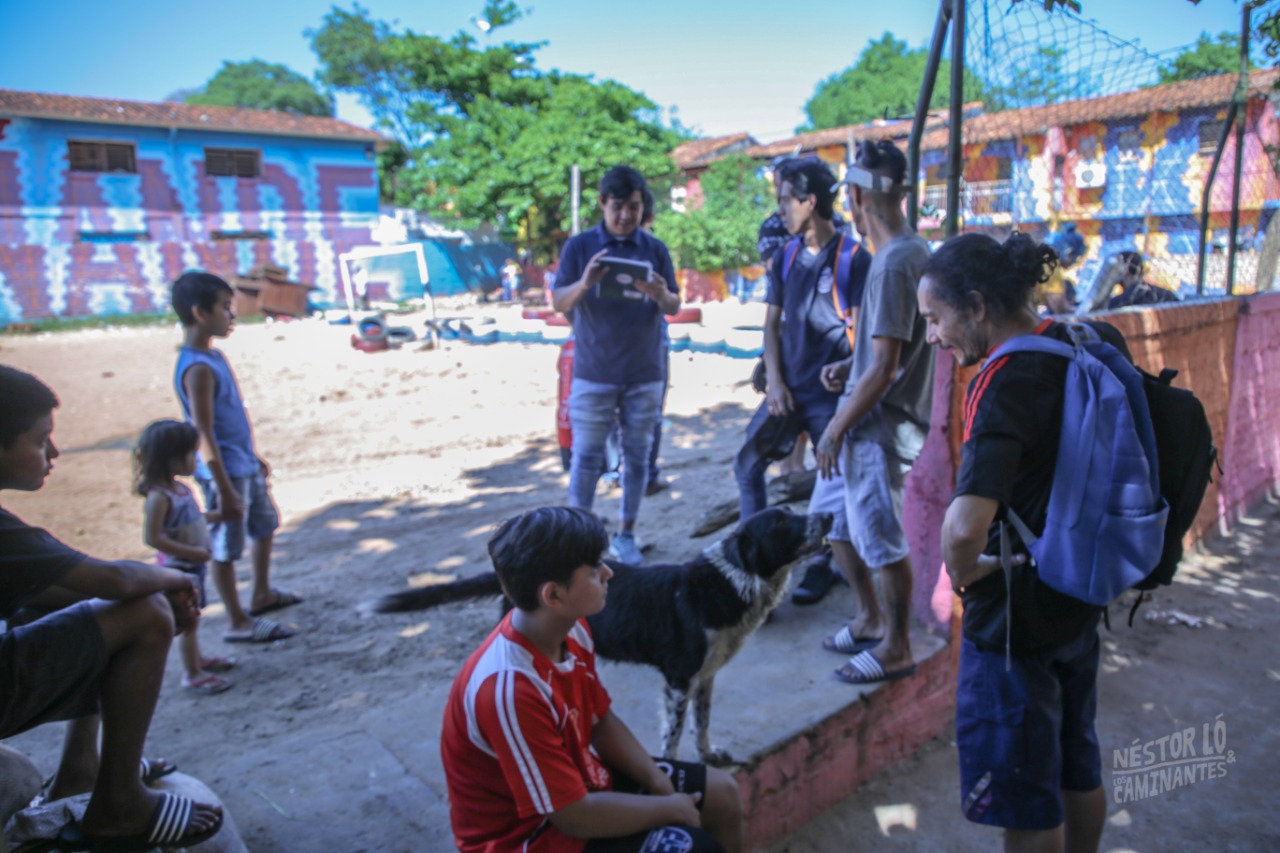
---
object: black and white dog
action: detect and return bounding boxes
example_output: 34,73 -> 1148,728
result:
368,507 -> 832,765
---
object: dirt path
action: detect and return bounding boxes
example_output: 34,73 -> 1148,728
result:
3,309 -> 1276,851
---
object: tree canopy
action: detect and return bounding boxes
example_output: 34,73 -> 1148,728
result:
186,60 -> 334,117
308,4 -> 681,252
654,155 -> 772,272
802,33 -> 952,132
1159,31 -> 1251,83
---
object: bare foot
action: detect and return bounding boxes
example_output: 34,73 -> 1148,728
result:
79,788 -> 222,843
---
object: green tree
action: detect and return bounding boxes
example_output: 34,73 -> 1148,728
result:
981,45 -> 1098,111
1160,31 -> 1250,83
186,60 -> 334,117
310,4 -> 680,246
802,33 -> 953,131
654,155 -> 772,272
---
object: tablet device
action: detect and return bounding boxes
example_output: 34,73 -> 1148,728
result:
596,256 -> 652,301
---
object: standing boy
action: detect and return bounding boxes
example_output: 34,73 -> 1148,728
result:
171,271 -> 299,643
553,166 -> 681,565
441,506 -> 743,853
816,140 -> 935,684
735,158 -> 870,605
0,365 -> 223,850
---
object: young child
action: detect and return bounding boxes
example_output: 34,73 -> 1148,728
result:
171,271 -> 300,643
440,506 -> 744,853
134,419 -> 235,694
0,365 -> 224,849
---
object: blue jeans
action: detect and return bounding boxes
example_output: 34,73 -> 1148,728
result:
734,396 -> 837,521
569,378 -> 665,523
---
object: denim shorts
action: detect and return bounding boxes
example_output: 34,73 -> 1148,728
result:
956,629 -> 1102,830
839,440 -> 911,565
0,602 -> 107,738
198,474 -> 279,563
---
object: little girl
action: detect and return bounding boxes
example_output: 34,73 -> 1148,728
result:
134,419 -> 235,694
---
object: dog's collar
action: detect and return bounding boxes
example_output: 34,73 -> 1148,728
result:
703,541 -> 763,603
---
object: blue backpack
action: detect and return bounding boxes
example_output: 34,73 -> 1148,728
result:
989,327 -> 1170,607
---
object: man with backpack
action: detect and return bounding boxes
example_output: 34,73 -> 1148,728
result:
918,232 -> 1135,852
733,158 -> 871,603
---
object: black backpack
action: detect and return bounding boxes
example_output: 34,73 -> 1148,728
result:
1126,366 -> 1219,623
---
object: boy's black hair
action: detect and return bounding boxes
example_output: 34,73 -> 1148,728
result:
0,365 -> 59,449
171,270 -> 234,326
488,507 -> 609,611
598,165 -> 648,203
133,419 -> 200,497
641,186 -> 656,226
855,139 -> 909,188
776,158 -> 837,220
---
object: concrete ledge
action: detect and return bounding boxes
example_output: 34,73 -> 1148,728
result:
733,646 -> 953,849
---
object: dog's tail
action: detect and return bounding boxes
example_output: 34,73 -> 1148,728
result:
365,573 -> 504,613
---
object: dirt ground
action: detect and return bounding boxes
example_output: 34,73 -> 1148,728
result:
2,303 -> 1277,852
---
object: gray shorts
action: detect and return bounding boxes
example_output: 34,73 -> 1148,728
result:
839,440 -> 912,568
199,474 -> 280,563
0,603 -> 107,738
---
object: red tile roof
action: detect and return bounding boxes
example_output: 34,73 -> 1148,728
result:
0,89 -> 384,144
920,68 -> 1280,151
747,118 -> 922,160
671,133 -> 758,170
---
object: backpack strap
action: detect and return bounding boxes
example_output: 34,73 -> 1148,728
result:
829,234 -> 863,350
780,237 -> 803,281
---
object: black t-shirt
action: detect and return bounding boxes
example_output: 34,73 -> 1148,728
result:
765,232 -> 871,405
954,320 -> 1130,654
0,507 -> 86,622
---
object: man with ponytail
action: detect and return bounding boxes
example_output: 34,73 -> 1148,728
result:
815,140 -> 935,686
918,232 -> 1126,852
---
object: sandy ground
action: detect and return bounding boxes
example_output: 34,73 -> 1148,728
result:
2,303 -> 1278,852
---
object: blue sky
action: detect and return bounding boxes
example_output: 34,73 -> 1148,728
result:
0,0 -> 1248,142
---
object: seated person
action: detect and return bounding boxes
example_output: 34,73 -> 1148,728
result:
1106,251 -> 1180,309
0,365 -> 223,850
440,506 -> 744,853
1035,224 -> 1085,316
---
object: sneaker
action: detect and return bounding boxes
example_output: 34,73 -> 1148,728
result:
791,556 -> 842,605
645,476 -> 670,496
608,531 -> 644,565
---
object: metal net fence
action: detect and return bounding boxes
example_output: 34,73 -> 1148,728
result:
920,0 -> 1280,298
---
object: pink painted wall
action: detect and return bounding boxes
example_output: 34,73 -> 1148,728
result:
904,350 -> 958,631
1219,292 -> 1280,527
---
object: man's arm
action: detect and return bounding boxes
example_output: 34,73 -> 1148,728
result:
634,272 -> 681,316
551,248 -> 608,315
550,714 -> 699,840
54,556 -> 196,601
815,335 -> 902,477
941,495 -> 1016,591
183,362 -> 243,521
591,710 -> 675,796
761,304 -> 793,415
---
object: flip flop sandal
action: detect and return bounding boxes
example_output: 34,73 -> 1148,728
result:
57,792 -> 224,851
199,656 -> 237,673
181,673 -> 234,695
223,618 -> 295,644
834,650 -> 918,685
247,587 -> 304,617
821,625 -> 883,654
140,757 -> 178,785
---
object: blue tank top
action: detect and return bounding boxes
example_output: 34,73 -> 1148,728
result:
174,347 -> 258,479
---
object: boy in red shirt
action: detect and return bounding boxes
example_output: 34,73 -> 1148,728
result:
440,507 -> 743,853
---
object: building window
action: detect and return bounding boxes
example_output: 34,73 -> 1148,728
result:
68,141 -> 137,173
1118,130 -> 1143,154
205,148 -> 262,178
1199,120 -> 1225,155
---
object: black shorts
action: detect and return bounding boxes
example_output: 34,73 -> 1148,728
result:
584,759 -> 723,853
0,603 -> 107,738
